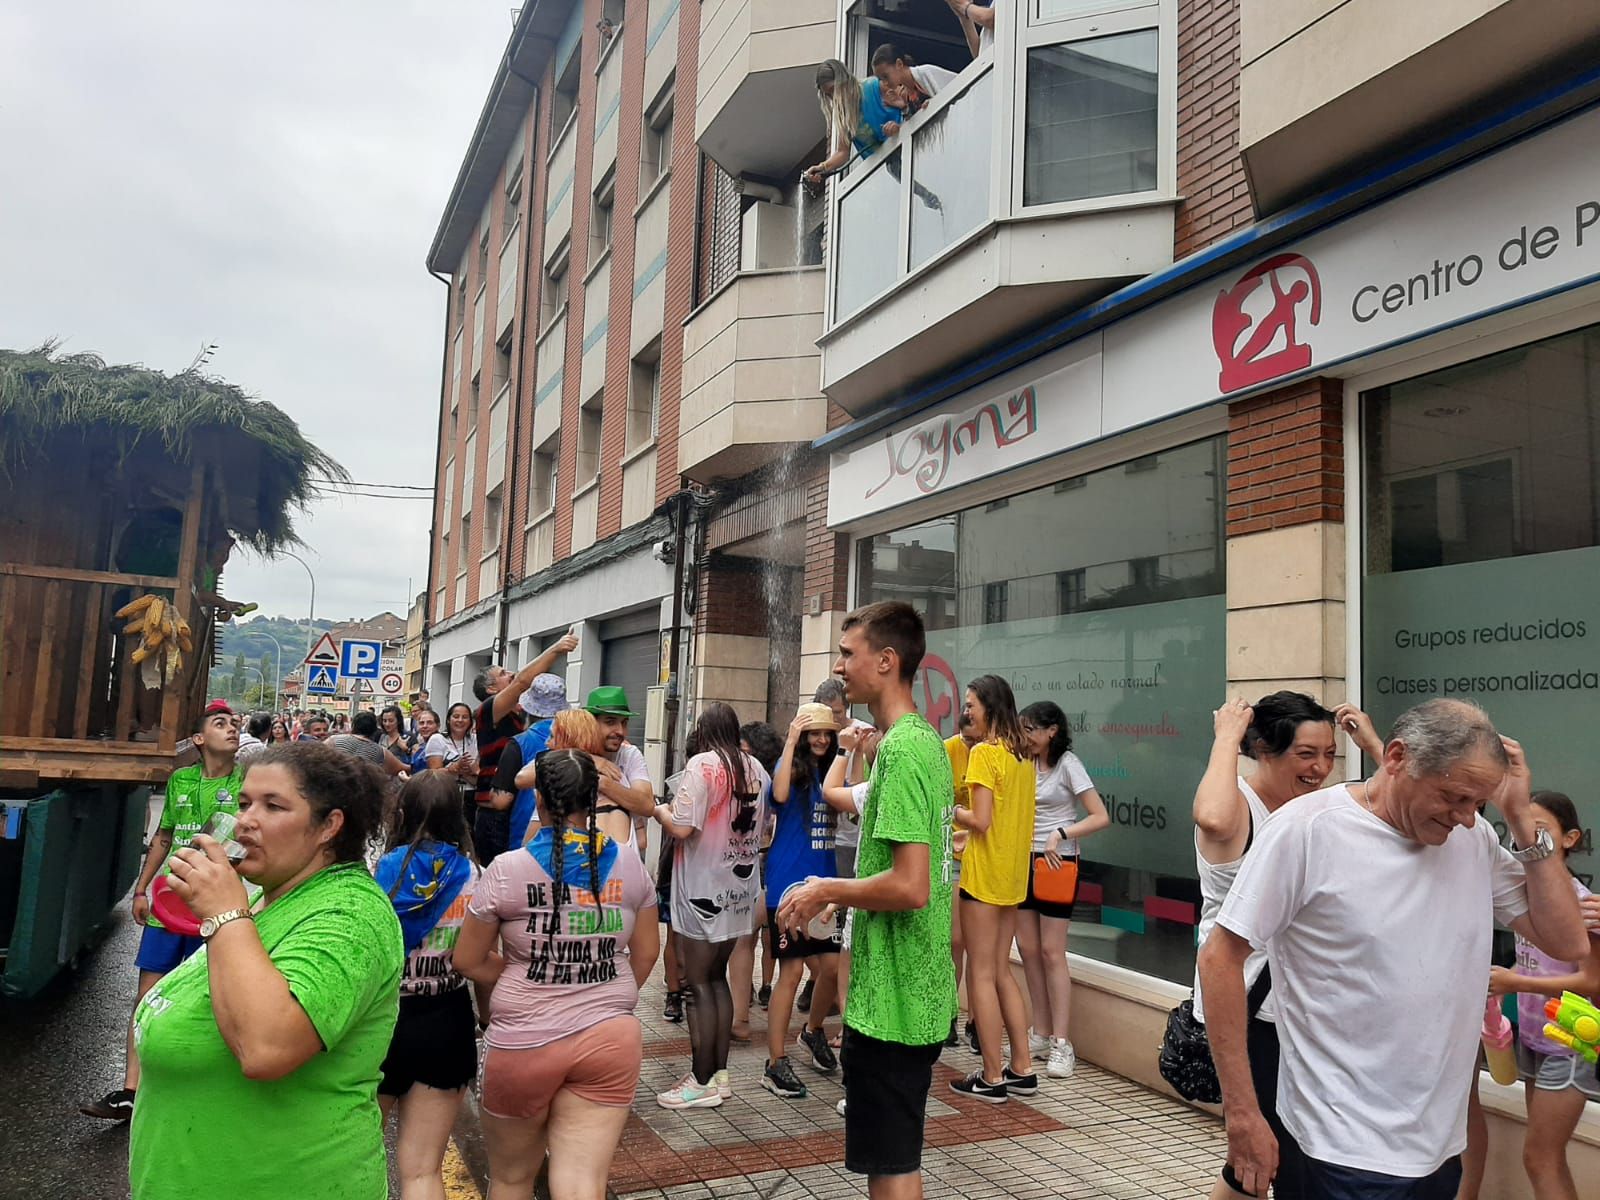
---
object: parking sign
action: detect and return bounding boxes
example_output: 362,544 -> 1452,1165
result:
339,638 -> 383,680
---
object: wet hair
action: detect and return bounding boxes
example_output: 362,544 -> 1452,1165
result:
379,705 -> 406,736
813,678 -> 847,708
534,749 -> 602,958
1387,699 -> 1507,777
967,674 -> 1026,759
740,722 -> 785,775
384,770 -> 473,891
247,743 -> 385,864
842,601 -> 926,682
471,668 -> 496,703
550,709 -> 605,755
246,711 -> 273,741
869,43 -> 915,70
1241,691 -> 1335,760
351,710 -> 380,740
1020,700 -> 1072,765
695,703 -> 758,831
445,702 -> 475,738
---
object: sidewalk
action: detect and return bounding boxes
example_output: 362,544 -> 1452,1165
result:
608,971 -> 1226,1200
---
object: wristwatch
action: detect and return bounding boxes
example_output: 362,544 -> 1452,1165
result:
200,908 -> 253,939
1509,826 -> 1556,863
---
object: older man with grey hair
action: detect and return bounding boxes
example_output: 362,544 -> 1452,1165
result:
1199,699 -> 1587,1200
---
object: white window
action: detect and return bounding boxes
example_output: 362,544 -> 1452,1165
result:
640,94 -> 674,192
552,53 -> 581,135
590,170 -> 615,268
542,241 -> 570,329
577,390 -> 603,484
532,433 -> 561,516
628,344 -> 660,452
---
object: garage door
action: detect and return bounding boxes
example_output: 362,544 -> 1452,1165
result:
599,628 -> 659,747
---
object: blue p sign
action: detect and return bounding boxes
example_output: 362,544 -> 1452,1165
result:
339,639 -> 383,680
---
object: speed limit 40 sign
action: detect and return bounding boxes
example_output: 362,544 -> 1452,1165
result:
379,672 -> 404,695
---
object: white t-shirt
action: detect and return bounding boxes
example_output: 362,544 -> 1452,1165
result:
834,721 -> 876,849
421,732 -> 455,764
910,64 -> 958,97
1032,751 -> 1094,852
1217,785 -> 1529,1178
669,750 -> 770,942
602,741 -> 653,850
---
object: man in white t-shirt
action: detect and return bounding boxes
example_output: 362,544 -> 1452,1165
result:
585,686 -> 655,851
1199,699 -> 1587,1199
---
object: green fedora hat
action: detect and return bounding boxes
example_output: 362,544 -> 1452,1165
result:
585,685 -> 638,718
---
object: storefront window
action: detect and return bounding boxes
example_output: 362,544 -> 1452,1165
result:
856,436 -> 1226,984
1363,323 -> 1600,883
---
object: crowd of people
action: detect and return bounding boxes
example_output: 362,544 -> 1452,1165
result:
78,598 -> 1600,1200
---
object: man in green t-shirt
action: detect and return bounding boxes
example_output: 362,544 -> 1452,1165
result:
80,701 -> 243,1122
780,602 -> 956,1199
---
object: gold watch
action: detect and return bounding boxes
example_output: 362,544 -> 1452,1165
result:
200,908 -> 252,939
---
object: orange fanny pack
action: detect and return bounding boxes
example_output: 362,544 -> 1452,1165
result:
1032,856 -> 1079,905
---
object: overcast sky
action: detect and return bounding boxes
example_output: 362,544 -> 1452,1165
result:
0,1 -> 512,624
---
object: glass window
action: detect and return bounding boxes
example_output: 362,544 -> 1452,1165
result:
1024,29 -> 1158,207
834,148 -> 903,320
855,437 -> 1226,984
1363,324 -> 1600,885
910,70 -> 993,270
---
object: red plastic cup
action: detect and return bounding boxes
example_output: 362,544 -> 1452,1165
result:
149,875 -> 203,937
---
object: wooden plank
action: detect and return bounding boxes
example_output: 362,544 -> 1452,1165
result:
0,736 -> 172,755
0,750 -> 171,785
115,632 -> 137,740
29,580 -> 63,738
0,562 -> 182,590
160,463 -> 207,753
72,583 -> 102,739
0,768 -> 41,790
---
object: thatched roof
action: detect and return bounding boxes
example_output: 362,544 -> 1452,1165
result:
0,344 -> 348,553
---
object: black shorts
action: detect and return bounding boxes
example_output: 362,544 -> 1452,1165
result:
842,1026 -> 942,1176
766,906 -> 841,961
1017,853 -> 1078,919
1220,1017 -> 1305,1197
1297,1155 -> 1461,1200
378,986 -> 478,1097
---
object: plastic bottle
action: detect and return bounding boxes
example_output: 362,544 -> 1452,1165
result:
1481,994 -> 1519,1086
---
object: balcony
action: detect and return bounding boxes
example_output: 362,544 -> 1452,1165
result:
593,30 -> 625,179
680,266 -> 827,481
1240,0 -> 1600,211
695,0 -> 833,177
819,3 -> 1179,414
478,549 -> 500,599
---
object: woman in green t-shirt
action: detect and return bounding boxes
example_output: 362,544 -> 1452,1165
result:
129,744 -> 404,1200
950,674 -> 1037,1102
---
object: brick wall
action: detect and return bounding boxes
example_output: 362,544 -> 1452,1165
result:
506,99 -> 550,580
1226,376 -> 1343,537
1174,0 -> 1252,259
695,554 -> 772,637
802,469 -> 849,613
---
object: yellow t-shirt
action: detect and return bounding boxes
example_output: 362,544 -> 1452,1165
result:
960,740 -> 1036,905
944,735 -> 971,860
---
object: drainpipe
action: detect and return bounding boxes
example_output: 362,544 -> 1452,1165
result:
424,267 -> 452,674
660,487 -> 695,784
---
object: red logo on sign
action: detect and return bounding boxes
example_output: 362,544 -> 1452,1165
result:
1211,253 -> 1322,393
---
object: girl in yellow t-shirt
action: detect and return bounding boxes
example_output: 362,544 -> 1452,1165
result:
951,674 -> 1036,1101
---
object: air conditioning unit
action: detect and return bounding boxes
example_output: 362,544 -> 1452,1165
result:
741,200 -> 799,272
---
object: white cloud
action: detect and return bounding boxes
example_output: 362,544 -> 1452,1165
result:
0,0 -> 511,620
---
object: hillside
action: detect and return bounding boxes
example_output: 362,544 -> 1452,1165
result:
206,614 -> 335,705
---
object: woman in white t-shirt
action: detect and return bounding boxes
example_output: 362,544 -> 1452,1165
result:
1191,691 -> 1379,1200
1015,701 -> 1108,1080
869,44 -> 959,121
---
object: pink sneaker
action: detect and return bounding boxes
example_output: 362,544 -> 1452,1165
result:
656,1074 -> 722,1110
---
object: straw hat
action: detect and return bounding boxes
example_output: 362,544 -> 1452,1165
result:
795,701 -> 840,731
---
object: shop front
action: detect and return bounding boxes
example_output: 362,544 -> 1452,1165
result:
823,98 -> 1600,1165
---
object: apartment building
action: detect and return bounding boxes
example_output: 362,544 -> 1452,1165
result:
426,0 -> 1600,1182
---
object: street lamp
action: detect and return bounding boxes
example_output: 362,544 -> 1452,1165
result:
238,631 -> 284,713
280,550 -> 317,665
240,664 -> 266,709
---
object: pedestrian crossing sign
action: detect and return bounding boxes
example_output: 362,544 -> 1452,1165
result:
306,664 -> 337,694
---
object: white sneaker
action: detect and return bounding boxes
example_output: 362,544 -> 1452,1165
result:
657,1074 -> 723,1109
714,1068 -> 732,1099
1027,1030 -> 1050,1057
835,1098 -> 847,1117
1046,1039 -> 1076,1079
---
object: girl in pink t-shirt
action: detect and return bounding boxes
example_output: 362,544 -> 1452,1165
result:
455,749 -> 660,1200
1488,791 -> 1600,1200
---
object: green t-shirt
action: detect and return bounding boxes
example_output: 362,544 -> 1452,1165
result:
846,712 -> 958,1046
129,864 -> 403,1200
147,763 -> 244,931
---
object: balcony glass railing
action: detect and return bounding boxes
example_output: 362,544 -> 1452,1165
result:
910,69 -> 994,271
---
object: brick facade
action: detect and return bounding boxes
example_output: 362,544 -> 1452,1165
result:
1225,377 -> 1343,537
1174,0 -> 1252,259
802,469 -> 849,615
695,554 -> 772,638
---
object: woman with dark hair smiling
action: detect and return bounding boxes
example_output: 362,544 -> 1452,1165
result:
378,704 -> 413,760
652,703 -> 771,1109
1014,700 -> 1108,1080
128,744 -> 403,1200
950,673 -> 1036,1103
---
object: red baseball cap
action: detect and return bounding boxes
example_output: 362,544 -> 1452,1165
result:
205,699 -> 235,716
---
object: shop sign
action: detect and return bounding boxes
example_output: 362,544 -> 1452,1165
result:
827,343 -> 1101,525
1104,103 -> 1600,431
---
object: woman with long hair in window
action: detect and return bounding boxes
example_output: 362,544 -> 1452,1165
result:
801,59 -> 904,189
455,750 -> 659,1200
651,703 -> 771,1109
951,673 -> 1036,1102
375,772 -> 480,1200
1014,700 -> 1109,1080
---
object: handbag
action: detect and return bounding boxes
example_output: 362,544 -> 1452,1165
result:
1032,855 -> 1079,905
1158,963 -> 1271,1103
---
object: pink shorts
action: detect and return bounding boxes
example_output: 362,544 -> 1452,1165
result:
480,1015 -> 643,1118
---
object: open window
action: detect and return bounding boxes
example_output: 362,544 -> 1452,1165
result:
627,343 -> 661,453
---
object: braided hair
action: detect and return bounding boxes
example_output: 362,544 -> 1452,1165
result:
533,748 -> 601,958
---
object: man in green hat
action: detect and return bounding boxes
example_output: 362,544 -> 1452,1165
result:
586,686 -> 655,851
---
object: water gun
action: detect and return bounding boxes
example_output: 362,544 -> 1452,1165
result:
1480,995 -> 1519,1086
1543,991 -> 1600,1064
